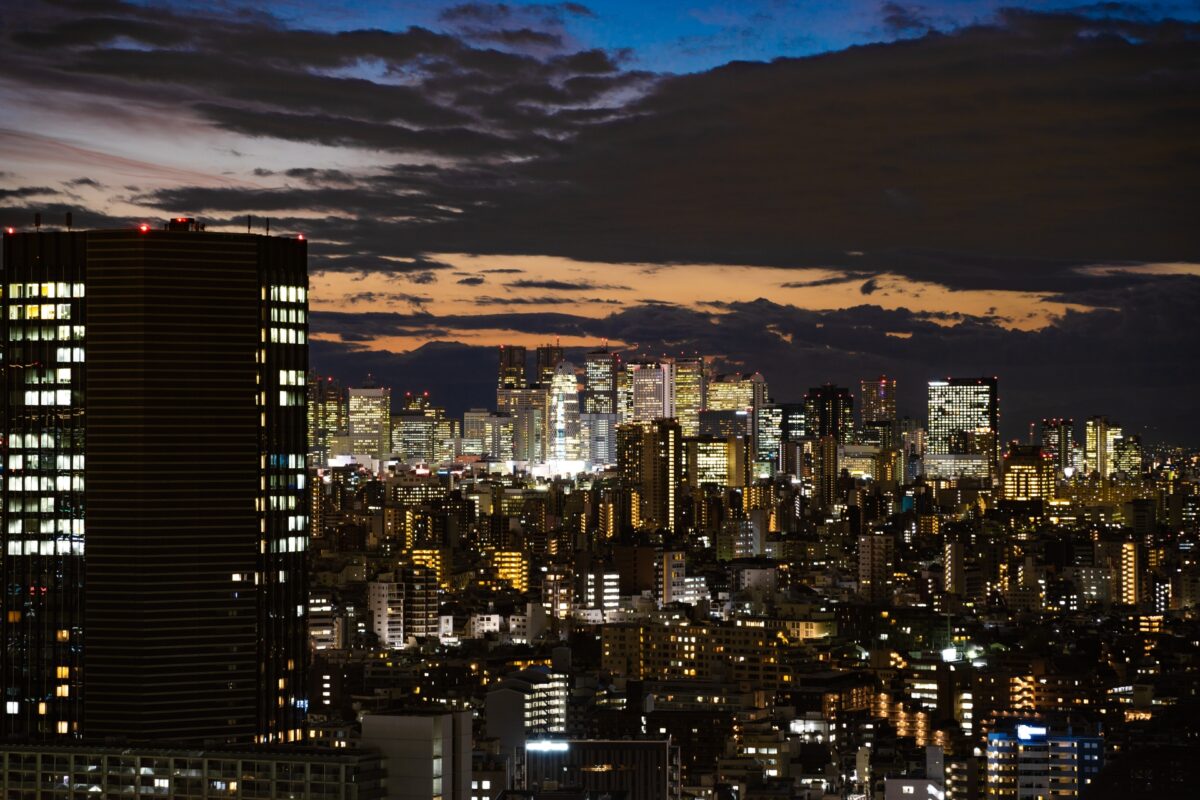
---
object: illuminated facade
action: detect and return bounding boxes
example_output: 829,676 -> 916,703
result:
629,361 -> 674,422
306,373 -> 345,466
985,725 -> 1102,798
1001,445 -> 1055,501
672,356 -> 706,437
0,223 -> 307,744
347,386 -> 391,459
1084,415 -> 1123,478
926,378 -> 999,479
582,348 -> 618,414
493,550 -> 530,593
707,372 -> 767,413
548,361 -> 581,462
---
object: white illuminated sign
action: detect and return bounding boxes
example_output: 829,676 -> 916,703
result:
1017,725 -> 1047,741
527,741 -> 569,752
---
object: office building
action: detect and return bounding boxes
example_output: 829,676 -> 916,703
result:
805,384 -> 854,444
1001,445 -> 1055,502
484,667 -> 569,753
926,378 -> 999,479
580,411 -> 618,465
1,222 -> 307,744
497,345 -> 527,391
583,348 -> 618,414
860,376 -> 897,423
548,361 -> 581,462
629,361 -> 674,422
534,343 -> 563,386
307,373 -> 345,466
672,356 -> 706,437
525,738 -> 681,800
1040,417 -> 1074,474
348,386 -> 392,459
1084,415 -> 1123,478
0,743 -> 383,797
362,711 -> 471,800
618,419 -> 683,533
497,386 -> 548,463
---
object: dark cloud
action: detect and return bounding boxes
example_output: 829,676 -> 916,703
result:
0,186 -> 57,200
780,272 -> 873,289
342,291 -> 433,307
64,177 -> 102,189
1,1 -> 639,162
508,278 -> 630,291
314,277 -> 1200,442
860,278 -> 881,295
473,295 -> 622,305
457,275 -> 486,285
881,3 -> 934,34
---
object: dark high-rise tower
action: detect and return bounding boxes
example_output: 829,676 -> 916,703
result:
497,344 -> 527,390
804,384 -> 854,444
0,220 -> 308,744
535,343 -> 564,386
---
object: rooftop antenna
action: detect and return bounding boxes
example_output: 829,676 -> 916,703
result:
65,212 -> 72,231
265,218 -> 270,235
34,213 -> 41,231
247,215 -> 252,233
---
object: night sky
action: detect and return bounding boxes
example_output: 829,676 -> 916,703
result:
2,1 -> 1199,442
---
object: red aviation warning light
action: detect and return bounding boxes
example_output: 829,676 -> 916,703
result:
138,224 -> 150,233
297,233 -> 305,240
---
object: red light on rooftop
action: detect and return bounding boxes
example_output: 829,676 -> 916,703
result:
4,227 -> 13,235
177,217 -> 186,222
138,224 -> 150,233
297,233 -> 305,240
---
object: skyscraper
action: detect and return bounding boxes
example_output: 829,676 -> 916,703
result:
306,372 -> 345,467
804,384 -> 854,444
628,361 -> 674,422
535,343 -> 564,386
1084,415 -> 1123,478
1,221 -> 307,744
497,344 -> 527,391
926,378 -> 999,479
348,385 -> 391,459
1040,417 -> 1074,474
548,362 -> 581,462
707,372 -> 767,414
582,348 -> 618,414
672,356 -> 706,437
859,376 -> 897,424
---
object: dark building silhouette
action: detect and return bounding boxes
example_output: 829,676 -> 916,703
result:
0,221 -> 308,744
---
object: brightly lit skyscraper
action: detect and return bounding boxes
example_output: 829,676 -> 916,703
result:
926,377 -> 999,480
549,361 -> 581,462
629,361 -> 674,422
347,385 -> 391,459
583,348 -> 618,414
672,356 -> 706,437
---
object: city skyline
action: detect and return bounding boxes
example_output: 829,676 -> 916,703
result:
1,3 -> 1198,795
1,1 -> 1199,443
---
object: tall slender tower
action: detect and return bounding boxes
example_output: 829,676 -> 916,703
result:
1,220 -> 308,744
